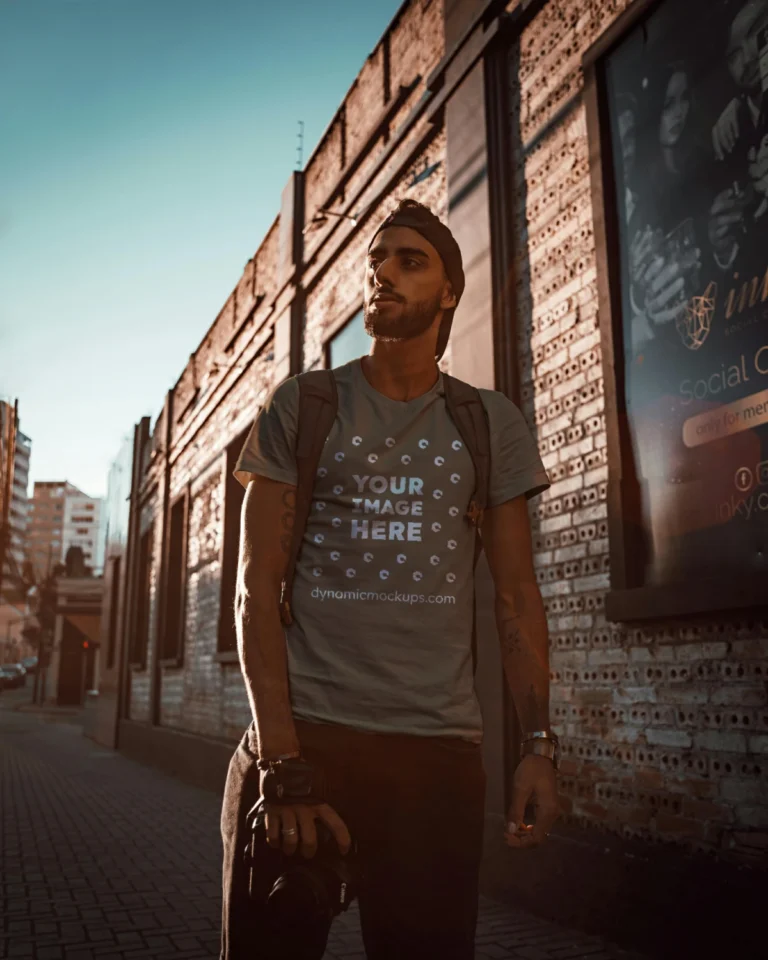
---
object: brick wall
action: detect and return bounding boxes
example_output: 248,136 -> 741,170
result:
513,0 -> 768,861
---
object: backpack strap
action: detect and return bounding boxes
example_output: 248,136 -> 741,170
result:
280,369 -> 338,626
442,374 -> 492,676
442,374 -> 491,533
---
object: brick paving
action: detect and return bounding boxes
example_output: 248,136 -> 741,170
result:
0,691 -> 650,960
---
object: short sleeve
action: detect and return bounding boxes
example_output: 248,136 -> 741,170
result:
234,377 -> 300,489
480,390 -> 550,507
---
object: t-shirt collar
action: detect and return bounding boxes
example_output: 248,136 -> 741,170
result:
353,357 -> 444,409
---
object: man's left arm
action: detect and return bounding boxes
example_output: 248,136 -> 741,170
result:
482,494 -> 560,849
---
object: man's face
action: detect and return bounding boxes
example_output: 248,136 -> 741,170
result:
363,225 -> 455,343
727,0 -> 768,94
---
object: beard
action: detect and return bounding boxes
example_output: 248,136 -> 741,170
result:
363,290 -> 443,342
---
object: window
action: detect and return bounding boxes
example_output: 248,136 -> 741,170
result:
85,504 -> 95,511
72,516 -> 92,524
131,526 -> 153,668
106,555 -> 121,669
327,309 -> 369,369
160,492 -> 189,663
76,528 -> 88,535
218,428 -> 250,653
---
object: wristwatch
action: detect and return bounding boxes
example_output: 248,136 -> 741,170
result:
520,730 -> 560,770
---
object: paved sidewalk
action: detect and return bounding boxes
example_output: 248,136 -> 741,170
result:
0,694 -> 649,960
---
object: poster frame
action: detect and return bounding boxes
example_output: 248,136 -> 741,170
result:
582,0 -> 768,621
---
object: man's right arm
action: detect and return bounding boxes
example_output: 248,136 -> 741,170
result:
235,474 -> 300,761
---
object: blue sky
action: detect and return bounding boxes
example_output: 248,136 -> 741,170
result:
0,0 -> 399,499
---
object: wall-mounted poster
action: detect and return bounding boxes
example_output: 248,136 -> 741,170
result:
604,0 -> 768,587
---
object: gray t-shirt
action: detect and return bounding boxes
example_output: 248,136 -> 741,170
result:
235,358 -> 549,742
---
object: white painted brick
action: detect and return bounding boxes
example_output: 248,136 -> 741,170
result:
554,543 -> 587,563
540,513 -> 572,534
583,465 -> 608,487
540,580 -> 573,598
613,687 -> 658,704
587,647 -> 627,666
694,731 -> 748,753
559,435 -> 595,462
588,537 -> 609,555
540,411 -> 573,439
551,649 -> 588,666
568,328 -> 601,359
710,686 -> 767,706
573,572 -> 610,593
646,728 -> 693,749
675,642 -> 729,662
630,646 -> 676,663
538,347 -> 569,376
656,686 -> 709,704
731,638 -> 768,659
574,396 -> 604,423
552,372 -> 586,400
547,474 -> 584,498
572,503 -> 607,525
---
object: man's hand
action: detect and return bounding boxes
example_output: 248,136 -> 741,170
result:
712,98 -> 741,160
748,134 -> 768,216
708,187 -> 744,264
642,246 -> 701,329
263,801 -> 352,859
503,755 -> 559,850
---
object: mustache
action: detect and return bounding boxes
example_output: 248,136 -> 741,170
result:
371,289 -> 403,301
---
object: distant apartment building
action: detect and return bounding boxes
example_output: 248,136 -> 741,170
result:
62,492 -> 104,574
28,481 -> 103,580
1,400 -> 31,593
10,430 -> 32,574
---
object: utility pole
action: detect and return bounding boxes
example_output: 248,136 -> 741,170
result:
0,399 -> 18,607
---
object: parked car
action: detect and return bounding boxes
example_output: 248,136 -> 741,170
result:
21,656 -> 38,675
0,664 -> 27,690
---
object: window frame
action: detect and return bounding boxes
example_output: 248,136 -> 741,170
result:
158,488 -> 190,667
130,524 -> 153,669
216,426 -> 252,660
323,302 -> 366,370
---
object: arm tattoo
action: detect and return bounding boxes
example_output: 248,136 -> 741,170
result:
279,489 -> 296,554
500,616 -> 523,658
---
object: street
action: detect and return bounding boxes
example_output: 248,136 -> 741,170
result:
0,688 -> 649,960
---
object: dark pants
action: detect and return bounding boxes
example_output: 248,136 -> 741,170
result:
220,718 -> 486,959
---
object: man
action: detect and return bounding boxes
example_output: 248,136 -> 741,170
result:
220,200 -> 559,959
709,0 -> 768,273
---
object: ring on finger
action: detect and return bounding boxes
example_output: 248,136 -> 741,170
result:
282,827 -> 297,836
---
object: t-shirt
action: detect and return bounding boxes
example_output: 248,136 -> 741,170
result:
235,358 -> 550,742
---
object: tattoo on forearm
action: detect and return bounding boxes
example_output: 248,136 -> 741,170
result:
279,489 -> 296,554
501,617 -> 523,658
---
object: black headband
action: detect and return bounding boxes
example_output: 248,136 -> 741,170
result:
368,211 -> 465,303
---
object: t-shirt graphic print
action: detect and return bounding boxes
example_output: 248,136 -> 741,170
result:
235,359 -> 550,742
